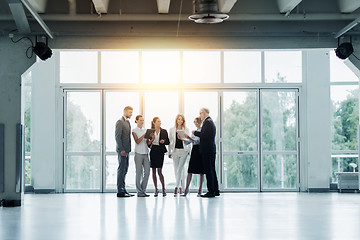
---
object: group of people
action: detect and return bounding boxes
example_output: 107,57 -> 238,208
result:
115,106 -> 220,198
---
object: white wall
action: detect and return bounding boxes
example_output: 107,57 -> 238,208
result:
305,50 -> 332,190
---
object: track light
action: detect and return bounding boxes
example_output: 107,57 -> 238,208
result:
335,37 -> 353,60
33,36 -> 52,61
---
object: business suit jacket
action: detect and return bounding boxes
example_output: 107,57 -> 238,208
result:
148,128 -> 170,154
115,116 -> 131,153
194,116 -> 216,154
168,126 -> 192,155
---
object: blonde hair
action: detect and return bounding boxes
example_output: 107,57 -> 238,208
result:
175,114 -> 186,129
124,106 -> 133,111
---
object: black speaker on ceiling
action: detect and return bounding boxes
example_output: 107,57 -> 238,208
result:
335,37 -> 354,60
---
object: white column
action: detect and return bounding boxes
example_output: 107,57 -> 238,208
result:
305,50 -> 331,191
31,57 -> 56,192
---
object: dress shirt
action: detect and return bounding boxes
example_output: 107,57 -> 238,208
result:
184,133 -> 200,146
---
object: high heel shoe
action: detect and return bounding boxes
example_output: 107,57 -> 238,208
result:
181,189 -> 189,197
179,187 -> 183,194
174,187 -> 178,197
163,190 -> 167,197
154,189 -> 158,197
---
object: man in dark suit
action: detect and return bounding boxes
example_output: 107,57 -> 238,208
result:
115,106 -> 134,197
193,108 -> 220,198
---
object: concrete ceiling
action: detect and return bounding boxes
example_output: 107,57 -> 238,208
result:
0,0 -> 360,38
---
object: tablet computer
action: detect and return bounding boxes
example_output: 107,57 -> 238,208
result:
176,130 -> 186,139
144,129 -> 155,139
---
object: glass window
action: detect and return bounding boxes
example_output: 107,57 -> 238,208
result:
223,91 -> 257,152
183,91 -> 218,190
143,92 -> 179,189
264,51 -> 302,83
263,154 -> 297,189
106,155 -> 136,190
184,92 -> 218,131
144,92 -> 179,131
330,50 -> 359,82
224,155 -> 258,189
66,92 -> 101,152
24,85 -> 32,186
65,155 -> 101,190
183,51 -> 221,83
60,51 -> 98,83
105,92 -> 140,152
25,155 -> 31,185
224,51 -> 261,83
142,51 -> 180,84
261,91 -> 297,151
331,85 -> 359,151
101,51 -> 139,83
106,154 -> 177,190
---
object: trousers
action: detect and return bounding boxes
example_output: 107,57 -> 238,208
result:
117,152 -> 129,193
172,149 -> 188,188
134,153 -> 150,194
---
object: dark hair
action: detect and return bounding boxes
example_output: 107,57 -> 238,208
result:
135,115 -> 143,123
124,106 -> 133,111
151,117 -> 160,129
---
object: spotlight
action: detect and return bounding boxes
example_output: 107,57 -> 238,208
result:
335,37 -> 353,60
33,36 -> 52,61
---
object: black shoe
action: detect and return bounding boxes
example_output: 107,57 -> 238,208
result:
215,191 -> 220,196
201,192 -> 215,198
117,193 -> 131,198
126,192 -> 135,197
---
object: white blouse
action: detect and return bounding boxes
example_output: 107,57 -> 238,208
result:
152,130 -> 161,145
132,127 -> 149,154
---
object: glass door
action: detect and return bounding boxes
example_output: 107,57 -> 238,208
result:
222,91 -> 259,191
64,91 -> 102,192
260,89 -> 299,191
144,91 -> 179,189
104,91 -> 140,191
184,91 -> 219,190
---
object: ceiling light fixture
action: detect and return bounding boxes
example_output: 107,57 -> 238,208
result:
189,0 -> 229,24
33,36 -> 52,61
335,36 -> 354,60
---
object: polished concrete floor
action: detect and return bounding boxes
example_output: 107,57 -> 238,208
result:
1,192 -> 360,240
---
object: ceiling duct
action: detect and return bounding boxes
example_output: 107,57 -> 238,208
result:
189,0 -> 229,24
